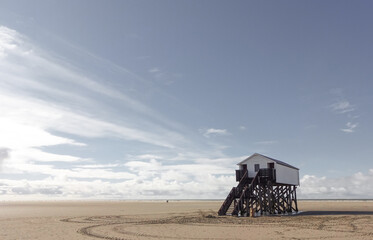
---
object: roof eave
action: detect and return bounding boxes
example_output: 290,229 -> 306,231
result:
237,153 -> 299,170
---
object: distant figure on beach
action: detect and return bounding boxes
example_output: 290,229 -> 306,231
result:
166,200 -> 169,203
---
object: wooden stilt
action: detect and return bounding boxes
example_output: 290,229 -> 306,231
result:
219,168 -> 299,217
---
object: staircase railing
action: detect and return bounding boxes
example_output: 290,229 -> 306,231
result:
235,170 -> 249,193
232,171 -> 260,216
218,170 -> 248,216
218,187 -> 235,215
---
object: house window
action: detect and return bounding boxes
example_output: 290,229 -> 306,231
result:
254,164 -> 260,172
242,164 -> 247,171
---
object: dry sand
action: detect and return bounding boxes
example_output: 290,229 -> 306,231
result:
0,200 -> 372,239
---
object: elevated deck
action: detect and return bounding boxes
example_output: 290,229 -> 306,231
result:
236,168 -> 276,184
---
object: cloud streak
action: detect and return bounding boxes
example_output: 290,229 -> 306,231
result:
0,24 -> 198,193
148,66 -> 180,85
341,122 -> 358,133
329,90 -> 359,133
330,100 -> 355,114
0,25 -> 242,200
202,128 -> 230,138
2,25 -> 369,201
0,25 -> 191,151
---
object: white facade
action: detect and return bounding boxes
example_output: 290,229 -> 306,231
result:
238,153 -> 299,186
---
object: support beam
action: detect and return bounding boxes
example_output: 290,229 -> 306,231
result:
219,172 -> 298,217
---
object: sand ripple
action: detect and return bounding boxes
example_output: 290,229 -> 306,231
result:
61,211 -> 373,240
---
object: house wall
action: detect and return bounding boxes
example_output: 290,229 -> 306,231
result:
238,155 -> 299,185
275,164 -> 299,185
239,155 -> 274,178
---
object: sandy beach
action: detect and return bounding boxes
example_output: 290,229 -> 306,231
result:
0,200 -> 372,240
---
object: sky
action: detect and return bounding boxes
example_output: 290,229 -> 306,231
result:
0,0 -> 372,200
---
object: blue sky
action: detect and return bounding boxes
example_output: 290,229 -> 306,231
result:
0,0 -> 372,199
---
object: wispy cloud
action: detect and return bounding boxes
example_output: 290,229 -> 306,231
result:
202,128 -> 230,138
130,154 -> 163,160
148,66 -> 180,85
330,100 -> 355,114
0,25 -> 190,150
329,89 -> 359,133
0,25 -> 244,200
341,122 -> 358,133
0,24 -> 200,189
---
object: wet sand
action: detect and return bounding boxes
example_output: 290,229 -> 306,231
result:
0,200 -> 372,239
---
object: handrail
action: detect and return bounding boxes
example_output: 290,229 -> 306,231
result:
218,187 -> 235,215
258,168 -> 276,181
232,171 -> 260,215
218,170 -> 248,216
236,170 -> 248,189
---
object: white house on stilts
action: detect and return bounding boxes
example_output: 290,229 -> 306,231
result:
218,153 -> 299,216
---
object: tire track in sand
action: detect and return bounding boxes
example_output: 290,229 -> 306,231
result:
61,212 -> 373,240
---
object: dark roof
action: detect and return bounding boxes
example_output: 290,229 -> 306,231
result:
237,153 -> 299,170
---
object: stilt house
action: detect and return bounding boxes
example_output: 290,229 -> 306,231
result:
218,153 -> 299,216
